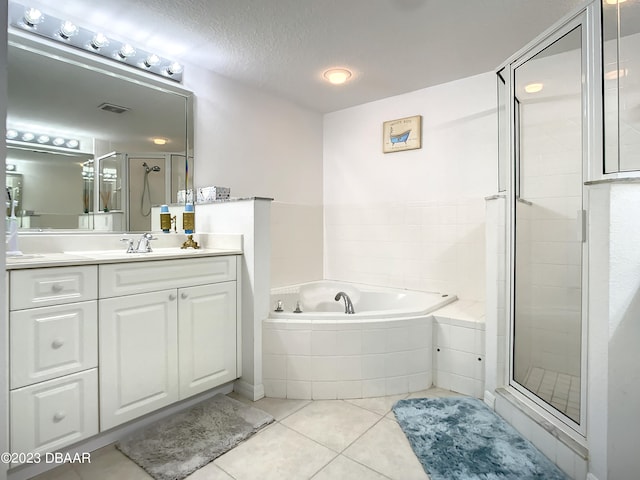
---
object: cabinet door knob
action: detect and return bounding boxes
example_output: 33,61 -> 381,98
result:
169,293 -> 177,301
51,339 -> 64,349
53,411 -> 66,422
51,284 -> 64,293
181,292 -> 189,299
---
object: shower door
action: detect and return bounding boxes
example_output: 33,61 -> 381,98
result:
512,23 -> 585,427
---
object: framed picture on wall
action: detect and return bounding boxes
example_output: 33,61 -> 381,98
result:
382,115 -> 422,153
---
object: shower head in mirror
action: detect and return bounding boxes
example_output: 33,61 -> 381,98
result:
142,162 -> 161,173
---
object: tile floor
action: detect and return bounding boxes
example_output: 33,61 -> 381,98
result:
32,387 -> 462,480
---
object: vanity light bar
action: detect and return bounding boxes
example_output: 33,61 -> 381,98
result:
8,2 -> 184,83
6,128 -> 81,150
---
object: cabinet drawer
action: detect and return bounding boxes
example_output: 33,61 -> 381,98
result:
10,266 -> 98,310
10,301 -> 98,389
99,255 -> 237,298
10,369 -> 98,457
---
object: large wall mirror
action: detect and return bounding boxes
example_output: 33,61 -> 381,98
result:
6,31 -> 194,232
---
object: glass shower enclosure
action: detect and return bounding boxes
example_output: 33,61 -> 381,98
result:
501,13 -> 588,432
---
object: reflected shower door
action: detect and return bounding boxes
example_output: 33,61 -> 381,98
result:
513,25 -> 583,425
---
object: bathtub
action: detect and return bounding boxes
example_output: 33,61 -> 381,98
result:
262,281 -> 457,400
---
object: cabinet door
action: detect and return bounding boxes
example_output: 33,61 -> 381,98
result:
10,369 -> 98,458
178,281 -> 237,398
99,290 -> 179,430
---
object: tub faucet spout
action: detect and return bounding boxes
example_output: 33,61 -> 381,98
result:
335,291 -> 355,314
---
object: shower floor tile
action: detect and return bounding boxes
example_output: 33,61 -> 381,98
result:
523,366 -> 580,420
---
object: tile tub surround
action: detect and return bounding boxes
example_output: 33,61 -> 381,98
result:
262,300 -> 485,400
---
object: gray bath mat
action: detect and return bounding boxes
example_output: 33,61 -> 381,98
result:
116,394 -> 274,480
393,397 -> 568,480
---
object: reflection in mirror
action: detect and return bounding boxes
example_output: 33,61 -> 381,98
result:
6,34 -> 193,232
603,0 -> 640,172
7,147 -> 93,229
512,26 -> 583,425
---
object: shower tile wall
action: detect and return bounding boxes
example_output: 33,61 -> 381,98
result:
516,92 -> 583,381
323,72 -> 498,304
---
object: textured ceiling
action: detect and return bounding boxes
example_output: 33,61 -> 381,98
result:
25,0 -> 587,113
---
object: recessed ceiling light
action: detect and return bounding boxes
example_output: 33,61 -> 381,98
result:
323,68 -> 353,85
524,82 -> 544,94
153,137 -> 167,145
605,68 -> 627,80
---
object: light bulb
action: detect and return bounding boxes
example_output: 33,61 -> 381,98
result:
37,135 -> 50,143
6,129 -> 19,139
167,62 -> 183,75
23,8 -> 43,27
153,137 -> 167,145
66,139 -> 79,148
144,54 -> 161,68
22,132 -> 35,141
323,68 -> 352,85
52,137 -> 65,146
524,82 -> 544,94
60,20 -> 79,39
90,33 -> 109,49
118,44 -> 136,59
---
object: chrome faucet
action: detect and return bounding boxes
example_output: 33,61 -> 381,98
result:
135,232 -> 157,252
335,291 -> 355,314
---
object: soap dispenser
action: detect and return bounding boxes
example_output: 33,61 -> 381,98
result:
183,203 -> 194,234
160,204 -> 171,233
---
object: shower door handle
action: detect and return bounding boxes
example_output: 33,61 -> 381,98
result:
577,209 -> 586,243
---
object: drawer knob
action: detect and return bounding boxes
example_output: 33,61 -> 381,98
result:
181,292 -> 189,299
169,293 -> 177,301
51,339 -> 64,349
53,411 -> 66,422
51,284 -> 64,293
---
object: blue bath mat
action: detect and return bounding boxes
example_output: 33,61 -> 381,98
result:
392,397 -> 568,480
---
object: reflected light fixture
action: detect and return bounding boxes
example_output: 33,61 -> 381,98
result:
9,1 -> 184,82
323,68 -> 353,85
6,127 -> 81,150
153,137 -> 168,145
524,82 -> 544,93
605,0 -> 627,4
605,68 -> 627,80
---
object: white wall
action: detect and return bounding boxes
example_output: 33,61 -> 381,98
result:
323,72 -> 497,302
588,183 -> 640,480
182,65 -> 324,287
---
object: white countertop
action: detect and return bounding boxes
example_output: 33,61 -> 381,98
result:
6,247 -> 242,270
5,232 -> 243,270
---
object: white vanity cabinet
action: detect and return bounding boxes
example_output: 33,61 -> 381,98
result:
8,266 -> 99,457
98,256 -> 238,430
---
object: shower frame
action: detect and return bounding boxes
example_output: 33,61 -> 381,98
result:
497,2 -> 601,439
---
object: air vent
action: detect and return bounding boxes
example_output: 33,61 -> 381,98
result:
98,103 -> 130,114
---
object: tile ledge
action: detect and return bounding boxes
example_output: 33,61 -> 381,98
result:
495,387 -> 588,460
